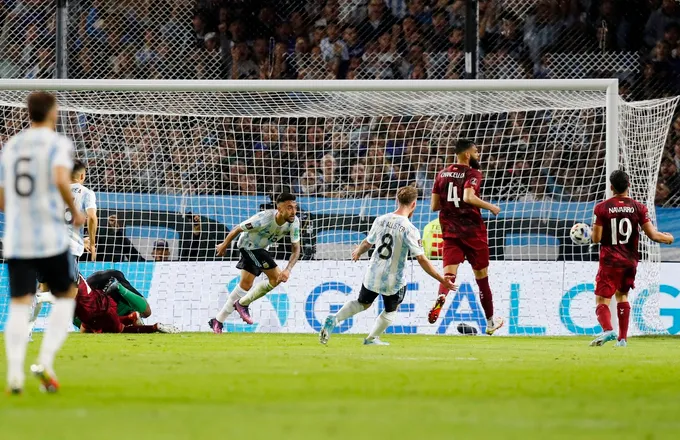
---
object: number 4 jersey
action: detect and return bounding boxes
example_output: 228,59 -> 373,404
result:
0,127 -> 74,259
363,213 -> 425,296
432,164 -> 486,238
69,183 -> 96,257
594,196 -> 651,269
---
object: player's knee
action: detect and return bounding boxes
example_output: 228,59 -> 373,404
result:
473,267 -> 488,279
380,311 -> 397,323
142,304 -> 152,318
239,279 -> 254,291
52,283 -> 78,299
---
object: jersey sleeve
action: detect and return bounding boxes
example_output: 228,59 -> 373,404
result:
239,210 -> 271,232
464,170 -> 482,192
84,189 -> 97,211
0,152 -> 5,189
366,218 -> 380,245
290,218 -> 301,244
639,203 -> 651,225
594,203 -> 604,226
405,226 -> 425,257
53,136 -> 74,170
432,173 -> 441,194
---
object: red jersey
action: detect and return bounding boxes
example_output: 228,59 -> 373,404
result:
594,196 -> 651,269
432,164 -> 486,239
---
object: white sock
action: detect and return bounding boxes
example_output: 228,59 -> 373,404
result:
239,281 -> 274,306
5,303 -> 31,389
216,286 -> 247,322
487,317 -> 494,328
335,300 -> 365,323
367,311 -> 395,340
38,297 -> 75,376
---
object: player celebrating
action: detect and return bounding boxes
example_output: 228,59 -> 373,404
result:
1,91 -> 85,394
29,159 -> 98,338
428,139 -> 504,335
209,193 -> 301,332
589,170 -> 674,347
319,186 -> 456,346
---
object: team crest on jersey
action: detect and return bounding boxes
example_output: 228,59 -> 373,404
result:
470,178 -> 478,186
418,239 -> 423,248
263,262 -> 270,269
245,223 -> 254,230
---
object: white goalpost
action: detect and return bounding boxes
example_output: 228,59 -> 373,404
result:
0,79 -> 676,336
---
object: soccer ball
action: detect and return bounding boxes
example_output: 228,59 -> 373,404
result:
570,223 -> 592,245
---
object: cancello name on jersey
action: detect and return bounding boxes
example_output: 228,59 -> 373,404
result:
69,183 -> 97,257
237,210 -> 301,250
0,127 -> 74,259
363,213 -> 425,296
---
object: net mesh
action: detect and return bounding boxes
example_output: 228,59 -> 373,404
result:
0,83 -> 676,334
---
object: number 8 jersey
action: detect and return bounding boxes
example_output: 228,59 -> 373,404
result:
594,196 -> 651,268
0,127 -> 74,259
432,164 -> 486,238
363,213 -> 425,296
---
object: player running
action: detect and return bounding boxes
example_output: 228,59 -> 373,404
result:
428,139 -> 504,335
209,193 -> 301,332
319,186 -> 456,346
1,92 -> 85,394
29,159 -> 98,338
589,170 -> 674,347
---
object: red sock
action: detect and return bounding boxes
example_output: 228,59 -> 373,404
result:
617,302 -> 630,341
596,303 -> 613,331
476,276 -> 493,319
438,273 -> 455,296
119,313 -> 137,326
122,324 -> 158,334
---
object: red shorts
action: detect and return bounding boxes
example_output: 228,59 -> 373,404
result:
76,290 -> 124,333
442,236 -> 490,270
595,265 -> 637,299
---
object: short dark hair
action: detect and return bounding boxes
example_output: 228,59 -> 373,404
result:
610,170 -> 630,194
276,193 -> 296,204
455,139 -> 476,155
27,91 -> 56,123
72,159 -> 87,176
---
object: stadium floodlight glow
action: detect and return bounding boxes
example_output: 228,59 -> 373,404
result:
0,79 -> 675,335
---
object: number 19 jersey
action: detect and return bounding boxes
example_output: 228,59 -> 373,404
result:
0,127 -> 74,259
432,164 -> 486,239
363,213 -> 425,296
594,196 -> 650,269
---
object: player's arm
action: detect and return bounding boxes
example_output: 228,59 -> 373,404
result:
642,221 -> 674,244
431,193 -> 441,212
463,188 -> 500,215
216,225 -> 243,256
351,239 -> 373,261
0,187 -> 4,212
415,255 -> 456,291
279,221 -> 302,283
85,191 -> 98,260
591,205 -> 603,244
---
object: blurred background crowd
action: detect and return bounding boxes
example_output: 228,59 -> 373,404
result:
0,0 -> 679,206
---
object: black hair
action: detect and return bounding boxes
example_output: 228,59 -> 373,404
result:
454,139 -> 476,155
276,193 -> 296,204
610,170 -> 630,194
72,159 -> 87,175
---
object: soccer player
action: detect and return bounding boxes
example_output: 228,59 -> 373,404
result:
29,159 -> 98,337
319,186 -> 456,346
589,170 -> 674,347
208,193 -> 301,332
1,91 -> 85,394
428,139 -> 504,335
73,275 -> 177,334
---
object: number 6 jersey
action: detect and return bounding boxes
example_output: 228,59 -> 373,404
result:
363,213 -> 425,296
432,164 -> 486,239
0,127 -> 74,259
594,196 -> 651,268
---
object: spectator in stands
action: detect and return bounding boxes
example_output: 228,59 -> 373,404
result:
673,141 -> 680,169
406,0 -> 431,26
320,153 -> 342,196
152,239 -> 172,262
344,25 -> 364,58
180,213 -> 217,261
294,168 -> 323,195
191,13 -> 207,49
98,215 -> 146,262
645,0 -> 680,48
227,42 -> 259,79
415,155 -> 442,197
320,21 -> 350,63
359,0 -> 396,46
660,157 -> 680,193
237,173 -> 258,195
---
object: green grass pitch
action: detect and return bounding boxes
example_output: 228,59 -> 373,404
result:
1,334 -> 680,440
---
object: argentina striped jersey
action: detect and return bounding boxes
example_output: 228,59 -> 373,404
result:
363,213 -> 425,296
69,183 -> 97,257
237,210 -> 301,250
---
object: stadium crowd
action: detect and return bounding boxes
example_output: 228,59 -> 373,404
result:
0,0 -> 679,206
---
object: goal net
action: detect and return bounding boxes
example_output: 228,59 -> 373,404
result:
0,79 -> 676,336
